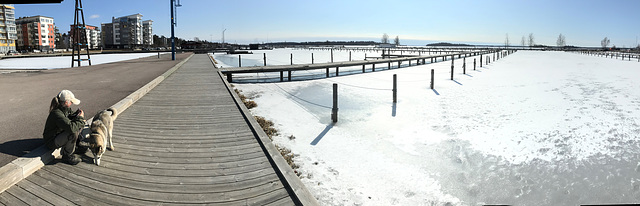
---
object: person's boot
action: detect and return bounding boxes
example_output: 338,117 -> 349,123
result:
62,154 -> 81,165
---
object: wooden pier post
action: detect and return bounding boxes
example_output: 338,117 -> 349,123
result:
326,68 -> 329,77
362,65 -> 365,73
463,57 -> 466,74
312,53 -> 314,64
332,83 -> 338,123
263,53 -> 267,66
288,71 -> 292,81
451,60 -> 454,80
393,74 -> 397,103
474,58 -> 476,70
430,69 -> 434,89
280,72 -> 284,82
480,55 -> 483,67
331,49 -> 334,62
290,53 -> 293,65
336,67 -> 339,76
238,55 -> 241,67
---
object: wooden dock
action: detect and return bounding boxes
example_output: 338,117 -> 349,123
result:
220,50 -> 495,82
0,54 -> 317,205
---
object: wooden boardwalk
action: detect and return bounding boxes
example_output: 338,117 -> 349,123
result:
0,54 -> 316,205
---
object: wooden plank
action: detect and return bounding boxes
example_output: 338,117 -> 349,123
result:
36,167 -> 153,205
27,172 -> 99,205
114,126 -> 254,136
41,164 -> 286,204
47,161 -> 272,185
15,179 -> 75,205
103,146 -> 263,159
0,191 -> 27,206
4,184 -> 52,206
98,150 -> 268,166
48,163 -> 280,193
112,140 -> 258,153
246,188 -> 294,206
102,152 -> 267,169
89,157 -> 272,177
113,137 -> 258,150
0,163 -> 22,194
113,130 -> 256,142
267,197 -> 297,206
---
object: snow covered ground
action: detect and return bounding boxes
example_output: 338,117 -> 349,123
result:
222,49 -> 640,205
0,52 -> 168,69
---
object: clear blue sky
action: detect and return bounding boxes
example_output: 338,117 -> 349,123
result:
14,0 -> 640,47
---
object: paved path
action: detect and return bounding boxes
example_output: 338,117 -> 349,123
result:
0,54 -> 315,205
0,53 -> 191,167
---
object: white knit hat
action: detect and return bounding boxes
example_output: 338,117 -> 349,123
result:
58,90 -> 81,105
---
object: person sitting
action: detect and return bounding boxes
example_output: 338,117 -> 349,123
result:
42,90 -> 90,165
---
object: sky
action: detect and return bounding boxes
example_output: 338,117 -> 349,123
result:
12,0 -> 640,47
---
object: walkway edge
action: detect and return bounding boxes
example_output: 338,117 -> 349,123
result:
211,55 -> 319,205
0,53 -> 194,194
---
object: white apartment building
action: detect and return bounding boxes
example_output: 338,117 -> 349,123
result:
70,24 -> 101,49
102,14 -> 151,49
142,20 -> 152,46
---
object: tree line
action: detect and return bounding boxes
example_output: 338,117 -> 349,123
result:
503,33 -> 625,49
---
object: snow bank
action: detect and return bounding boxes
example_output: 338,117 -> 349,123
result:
0,53 -> 168,69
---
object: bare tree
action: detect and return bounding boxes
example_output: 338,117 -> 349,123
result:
504,33 -> 510,48
601,37 -> 610,48
528,33 -> 535,47
521,36 -> 525,47
381,33 -> 389,44
394,36 -> 400,46
556,34 -> 566,47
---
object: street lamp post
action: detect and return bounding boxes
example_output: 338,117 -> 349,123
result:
170,0 -> 175,60
222,29 -> 227,47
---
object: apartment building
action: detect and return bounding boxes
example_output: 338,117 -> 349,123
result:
70,24 -> 101,49
0,4 -> 17,53
16,15 -> 55,52
142,20 -> 152,46
102,14 -> 151,49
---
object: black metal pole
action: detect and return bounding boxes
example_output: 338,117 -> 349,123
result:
170,0 -> 175,61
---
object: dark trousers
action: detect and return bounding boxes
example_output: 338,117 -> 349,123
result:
46,130 -> 80,157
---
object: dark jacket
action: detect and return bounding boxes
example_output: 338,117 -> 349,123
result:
42,106 -> 85,146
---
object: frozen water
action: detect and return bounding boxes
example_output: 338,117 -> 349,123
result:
0,52 -> 168,69
227,50 -> 640,205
